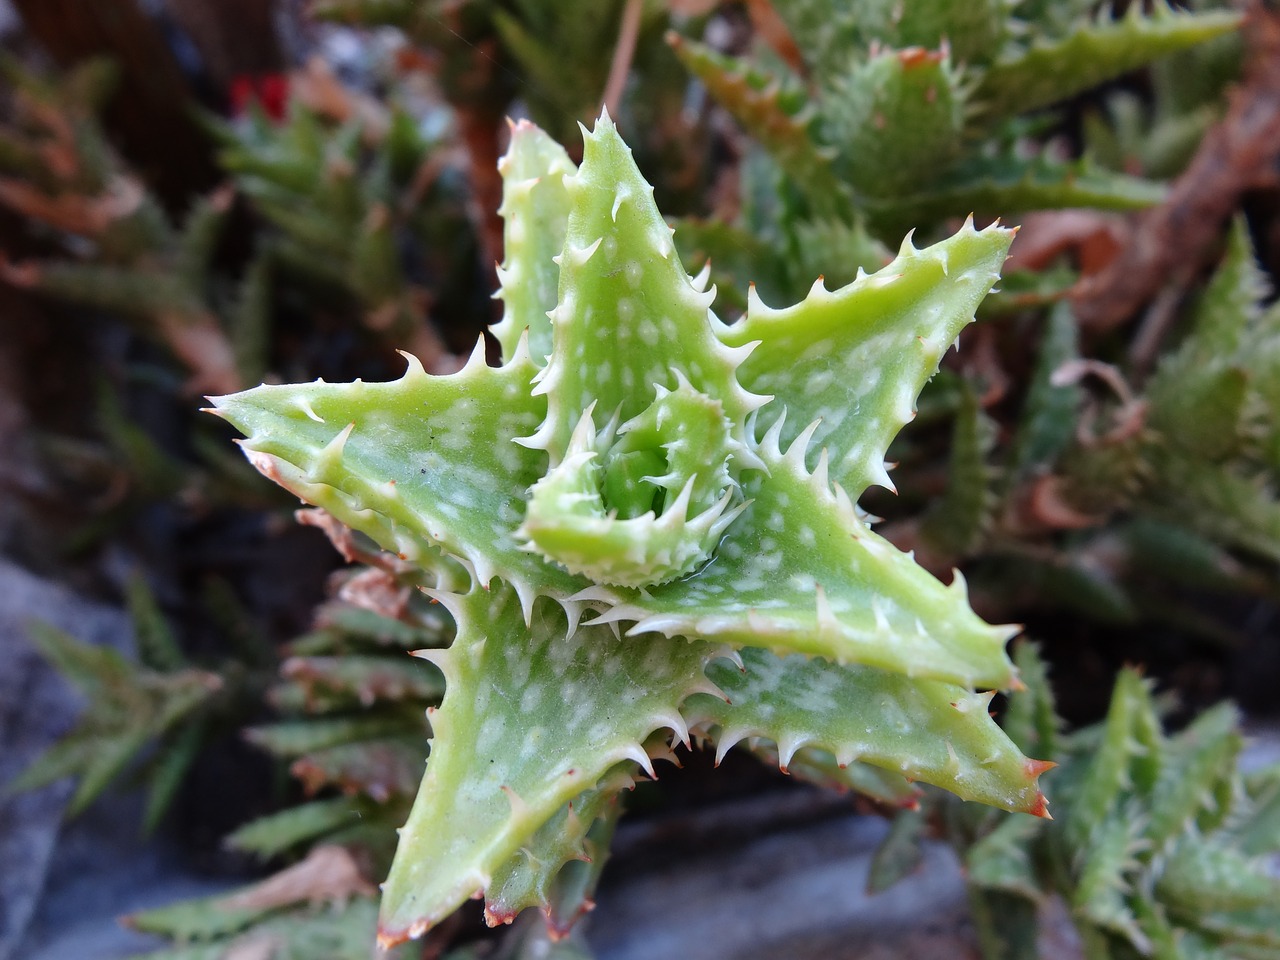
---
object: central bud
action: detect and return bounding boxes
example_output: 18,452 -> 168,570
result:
519,376 -> 746,588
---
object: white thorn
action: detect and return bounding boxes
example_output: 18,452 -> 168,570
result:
761,408 -> 789,457
691,261 -> 712,293
396,349 -> 428,381
812,447 -> 830,490
785,419 -> 823,466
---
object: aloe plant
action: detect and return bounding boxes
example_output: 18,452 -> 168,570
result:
899,220 -> 1280,638
925,644 -> 1280,960
210,113 -> 1050,946
9,577 -> 223,832
672,0 -> 1239,242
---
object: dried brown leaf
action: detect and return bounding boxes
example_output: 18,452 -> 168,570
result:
1005,210 -> 1127,277
154,309 -> 242,396
291,56 -> 390,143
1026,475 -> 1106,531
336,567 -> 411,620
0,175 -> 143,236
215,845 -> 375,912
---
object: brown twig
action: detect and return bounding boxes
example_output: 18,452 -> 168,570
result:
602,0 -> 645,117
1070,0 -> 1280,331
743,0 -> 806,74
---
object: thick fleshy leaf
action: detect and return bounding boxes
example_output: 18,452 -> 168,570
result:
1158,837 -> 1280,917
684,648 -> 1049,814
920,381 -> 999,559
1146,456 -> 1280,565
210,347 -> 585,607
1064,669 -> 1161,847
864,156 -> 1165,241
378,582 -> 724,945
965,812 -> 1046,900
519,381 -> 748,587
517,114 -> 763,584
246,715 -> 416,757
1183,218 -> 1269,359
1007,303 -> 1081,482
867,808 -> 926,893
768,0 -> 883,83
484,766 -> 630,931
823,47 -> 967,198
277,654 -> 445,706
1071,809 -> 1151,951
592,429 -> 1019,690
542,790 -> 621,936
668,36 -> 849,216
491,121 -> 576,365
289,738 -> 425,802
225,797 -> 362,859
1001,643 -> 1061,763
774,0 -> 1012,70
747,741 -> 920,807
126,896 -> 418,960
724,219 -> 1013,501
974,6 -> 1241,124
1144,703 -> 1241,851
532,113 -> 762,459
11,622 -> 220,816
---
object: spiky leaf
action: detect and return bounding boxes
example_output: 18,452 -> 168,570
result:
377,582 -> 723,943
975,7 -> 1241,124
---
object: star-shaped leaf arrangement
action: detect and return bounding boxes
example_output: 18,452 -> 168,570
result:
210,114 -> 1050,948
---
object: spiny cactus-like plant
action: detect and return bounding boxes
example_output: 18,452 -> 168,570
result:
892,220 -> 1280,639
672,0 -> 1239,242
1,56 -> 480,396
1084,220 -> 1280,564
125,847 -> 418,960
210,113 -> 1052,945
930,644 -> 1280,960
1085,0 -> 1243,180
0,56 -> 242,395
207,86 -> 478,372
9,576 -> 223,831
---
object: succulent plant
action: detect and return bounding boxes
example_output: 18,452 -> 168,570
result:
209,113 -> 1052,945
207,86 -> 480,371
894,220 -> 1280,639
125,849 -> 419,960
9,576 -> 223,831
1086,219 -> 1280,565
1085,0 -> 1243,180
0,57 -> 242,395
930,644 -> 1280,960
672,0 -> 1240,241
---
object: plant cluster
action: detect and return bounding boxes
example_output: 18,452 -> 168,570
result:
5,3 -> 1278,960
928,645 -> 1280,960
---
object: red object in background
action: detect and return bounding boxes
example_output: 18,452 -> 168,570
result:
229,73 -> 289,120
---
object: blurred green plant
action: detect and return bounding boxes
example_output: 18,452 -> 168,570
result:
9,575 -> 222,831
874,221 -> 1280,646
673,0 -> 1238,240
668,0 -> 1240,318
1085,0 -> 1244,179
875,644 -> 1280,960
5,4 -> 1279,960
